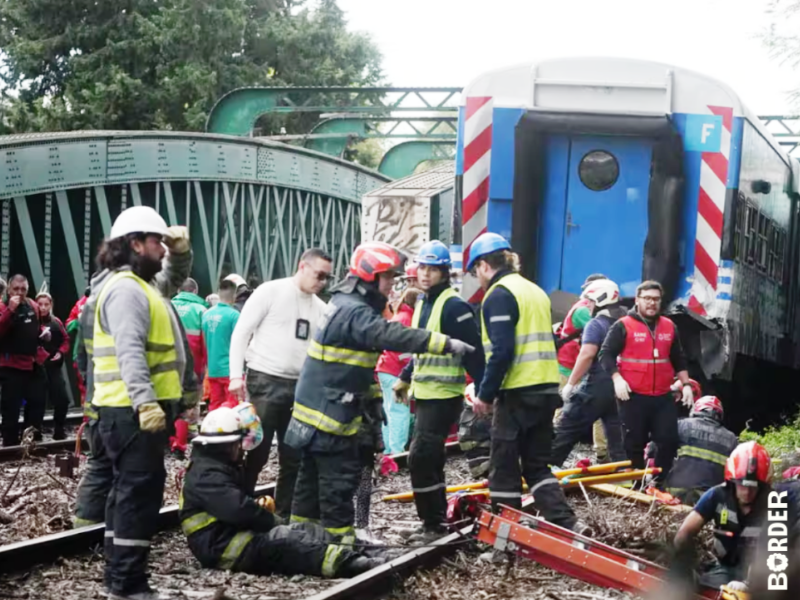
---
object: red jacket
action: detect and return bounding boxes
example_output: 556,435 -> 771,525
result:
375,304 -> 415,377
0,299 -> 50,370
616,315 -> 676,396
557,298 -> 591,371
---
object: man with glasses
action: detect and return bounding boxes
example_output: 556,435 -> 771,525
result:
229,248 -> 334,517
599,280 -> 693,488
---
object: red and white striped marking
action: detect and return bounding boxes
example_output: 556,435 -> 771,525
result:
688,105 -> 732,316
461,96 -> 493,302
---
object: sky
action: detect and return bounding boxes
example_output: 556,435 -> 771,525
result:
337,0 -> 799,116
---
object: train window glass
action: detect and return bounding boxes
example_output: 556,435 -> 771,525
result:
767,224 -> 776,277
745,204 -> 757,266
578,150 -> 619,191
775,229 -> 786,282
734,193 -> 746,261
757,213 -> 769,272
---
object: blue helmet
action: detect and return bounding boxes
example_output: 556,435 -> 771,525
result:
466,233 -> 511,271
416,240 -> 452,267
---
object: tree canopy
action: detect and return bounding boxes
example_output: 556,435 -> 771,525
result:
0,0 -> 384,133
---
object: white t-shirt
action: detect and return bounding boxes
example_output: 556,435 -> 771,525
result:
228,277 -> 327,380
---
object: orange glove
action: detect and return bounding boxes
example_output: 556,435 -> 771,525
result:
256,496 -> 276,512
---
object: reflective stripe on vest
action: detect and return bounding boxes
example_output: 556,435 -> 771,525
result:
91,271 -> 182,408
480,273 -> 559,390
616,315 -> 676,396
181,511 -> 219,536
307,340 -> 380,369
411,287 -> 467,399
292,400 -> 362,437
218,531 -> 254,570
321,543 -> 348,577
677,445 -> 729,466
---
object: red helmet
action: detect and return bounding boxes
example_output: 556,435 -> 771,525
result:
404,263 -> 419,280
673,377 -> 702,402
725,441 -> 770,486
691,395 -> 724,421
349,242 -> 407,282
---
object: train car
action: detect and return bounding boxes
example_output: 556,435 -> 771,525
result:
455,57 -> 800,427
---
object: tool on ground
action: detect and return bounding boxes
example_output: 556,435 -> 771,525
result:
476,504 -> 718,599
382,460 -> 632,502
644,485 -> 681,505
589,483 -> 693,512
560,468 -> 660,488
446,490 -> 490,524
55,423 -> 86,478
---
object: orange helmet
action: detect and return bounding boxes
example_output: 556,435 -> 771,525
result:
725,441 -> 770,487
349,242 -> 407,282
691,395 -> 723,421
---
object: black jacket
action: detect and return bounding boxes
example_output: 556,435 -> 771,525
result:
179,446 -> 276,568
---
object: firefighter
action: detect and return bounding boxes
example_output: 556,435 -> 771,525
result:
664,396 -> 738,505
673,442 -> 772,590
284,241 -> 475,543
599,280 -> 693,486
551,279 -> 627,467
89,205 -> 192,600
467,233 -> 583,534
392,240 -> 485,543
180,405 -> 386,578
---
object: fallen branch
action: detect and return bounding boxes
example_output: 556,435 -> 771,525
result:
44,471 -> 76,499
3,483 -> 51,505
0,463 -> 24,505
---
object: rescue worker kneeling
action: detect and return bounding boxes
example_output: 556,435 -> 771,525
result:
664,395 -> 738,505
673,442 -> 772,590
180,405 -> 385,578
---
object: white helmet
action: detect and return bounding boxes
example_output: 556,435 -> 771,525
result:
194,407 -> 244,445
223,274 -> 247,289
110,206 -> 169,240
234,402 -> 264,452
582,279 -> 620,308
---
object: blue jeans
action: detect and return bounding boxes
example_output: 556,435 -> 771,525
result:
378,372 -> 411,455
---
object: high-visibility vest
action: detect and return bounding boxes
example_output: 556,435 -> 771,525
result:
92,270 -> 183,408
480,273 -> 558,390
411,287 -> 466,399
616,315 -> 676,396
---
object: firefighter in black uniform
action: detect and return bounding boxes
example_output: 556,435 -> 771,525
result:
392,240 -> 484,543
467,233 -> 585,538
180,405 -> 385,578
664,395 -> 738,505
285,241 -> 475,542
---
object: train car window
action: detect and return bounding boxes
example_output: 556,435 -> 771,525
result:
774,229 -> 786,282
757,212 -> 769,272
734,192 -> 746,261
745,204 -> 757,266
767,224 -> 776,277
578,150 -> 619,191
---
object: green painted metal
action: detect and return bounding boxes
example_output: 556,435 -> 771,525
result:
206,87 -> 461,136
304,119 -> 368,158
378,141 -> 456,179
759,115 -> 800,155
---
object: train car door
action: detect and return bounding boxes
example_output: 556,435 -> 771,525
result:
539,135 -> 653,298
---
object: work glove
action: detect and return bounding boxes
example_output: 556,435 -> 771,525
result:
726,581 -> 748,592
393,379 -> 410,405
445,337 -> 475,356
560,383 -> 574,401
138,402 -> 167,432
164,225 -> 191,254
256,495 -> 276,513
613,376 -> 631,401
680,384 -> 694,408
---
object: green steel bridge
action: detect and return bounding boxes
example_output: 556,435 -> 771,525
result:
2,86 -> 800,320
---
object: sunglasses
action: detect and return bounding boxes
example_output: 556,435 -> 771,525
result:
306,265 -> 334,282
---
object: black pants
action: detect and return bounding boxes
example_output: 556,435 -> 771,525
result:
551,378 -> 626,467
291,438 -> 361,539
236,523 -> 355,577
617,392 -> 679,482
489,389 -> 577,530
0,366 -> 47,446
74,419 -> 113,527
408,397 -> 463,529
98,406 -> 167,596
458,403 -> 492,478
244,370 -> 301,517
45,363 -> 71,433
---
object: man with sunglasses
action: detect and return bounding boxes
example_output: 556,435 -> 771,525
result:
228,248 -> 333,517
599,280 -> 693,488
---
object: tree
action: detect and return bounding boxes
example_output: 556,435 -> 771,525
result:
763,0 -> 800,103
0,0 -> 383,132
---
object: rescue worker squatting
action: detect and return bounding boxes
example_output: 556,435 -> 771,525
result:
599,280 -> 693,486
284,241 -> 475,543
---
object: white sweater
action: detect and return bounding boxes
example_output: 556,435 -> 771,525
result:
228,277 -> 327,380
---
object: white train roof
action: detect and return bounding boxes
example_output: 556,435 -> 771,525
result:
462,57 -> 794,172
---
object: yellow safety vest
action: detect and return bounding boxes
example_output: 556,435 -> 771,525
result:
92,270 -> 183,408
480,273 -> 558,390
411,287 -> 466,399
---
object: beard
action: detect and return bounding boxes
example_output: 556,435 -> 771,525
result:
131,253 -> 163,282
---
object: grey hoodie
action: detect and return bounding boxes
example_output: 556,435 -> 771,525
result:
81,247 -> 192,410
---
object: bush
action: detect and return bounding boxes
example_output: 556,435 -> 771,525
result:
739,411 -> 800,479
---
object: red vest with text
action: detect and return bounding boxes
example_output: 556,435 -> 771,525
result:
617,315 -> 676,396
557,299 -> 590,371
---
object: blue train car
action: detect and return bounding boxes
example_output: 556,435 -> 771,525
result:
455,58 -> 800,422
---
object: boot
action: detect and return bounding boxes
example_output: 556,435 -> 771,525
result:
108,587 -> 172,600
407,525 -> 447,545
53,426 -> 67,441
335,555 -> 385,578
